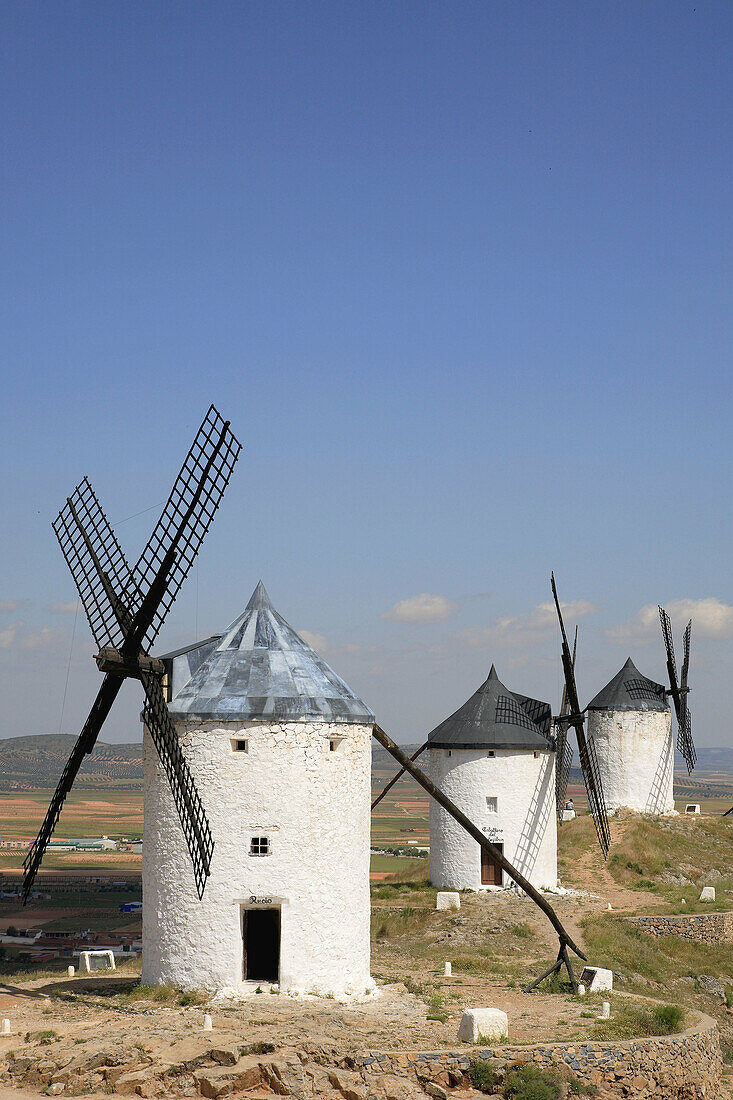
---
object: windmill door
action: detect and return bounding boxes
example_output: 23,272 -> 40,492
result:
481,844 -> 503,886
242,908 -> 281,982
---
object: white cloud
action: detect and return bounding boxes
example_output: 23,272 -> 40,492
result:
383,593 -> 458,624
0,621 -> 56,651
20,627 -> 55,650
0,600 -> 21,613
49,600 -> 82,614
298,631 -> 362,659
460,599 -> 597,650
609,598 -> 733,643
298,630 -> 329,655
0,622 -> 21,649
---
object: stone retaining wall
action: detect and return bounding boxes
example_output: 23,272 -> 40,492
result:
353,1010 -> 723,1099
624,912 -> 733,945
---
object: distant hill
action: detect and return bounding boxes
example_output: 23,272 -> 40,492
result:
0,734 -> 142,791
2,736 -> 730,795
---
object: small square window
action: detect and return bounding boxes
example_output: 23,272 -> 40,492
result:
329,740 -> 336,752
486,796 -> 498,813
487,750 -> 495,758
533,750 -> 539,758
249,836 -> 269,856
446,749 -> 452,757
232,739 -> 248,753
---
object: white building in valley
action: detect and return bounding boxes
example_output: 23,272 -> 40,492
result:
587,657 -> 674,815
428,666 -> 557,892
142,581 -> 375,996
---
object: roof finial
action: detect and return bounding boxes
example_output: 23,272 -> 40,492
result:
246,580 -> 272,610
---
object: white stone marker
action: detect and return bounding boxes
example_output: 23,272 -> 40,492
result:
203,1014 -> 213,1031
685,804 -> 701,814
436,892 -> 460,911
600,1002 -> 610,1019
579,966 -> 613,993
607,903 -> 613,911
67,965 -> 75,978
444,961 -> 452,977
458,1008 -> 508,1043
577,984 -> 586,997
700,887 -> 716,902
681,898 -> 686,906
79,950 -> 115,973
1,1019 -> 10,1035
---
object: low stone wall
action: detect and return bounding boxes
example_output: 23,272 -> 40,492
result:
624,912 -> 733,945
353,1010 -> 723,1099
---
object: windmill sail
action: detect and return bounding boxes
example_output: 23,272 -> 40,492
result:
23,406 -> 241,902
22,676 -> 123,900
551,575 -> 610,857
53,478 -> 136,649
659,607 -> 696,772
554,626 -> 576,822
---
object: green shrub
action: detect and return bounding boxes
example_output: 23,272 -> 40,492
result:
426,989 -> 448,1022
178,990 -> 205,1006
652,1004 -> 685,1034
503,1064 -> 563,1100
468,1058 -> 499,1092
593,999 -> 685,1040
243,1041 -> 276,1055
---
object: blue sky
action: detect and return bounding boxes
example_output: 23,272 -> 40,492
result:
2,1 -> 732,748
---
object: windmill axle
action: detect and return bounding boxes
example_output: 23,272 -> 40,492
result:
95,646 -> 165,679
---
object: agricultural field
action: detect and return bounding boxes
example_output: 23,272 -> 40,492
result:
0,790 -> 143,842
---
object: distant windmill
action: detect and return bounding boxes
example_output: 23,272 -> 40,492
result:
659,607 -> 695,773
550,574 -> 611,858
23,406 -> 241,902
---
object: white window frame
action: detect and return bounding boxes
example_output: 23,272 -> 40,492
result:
249,836 -> 270,857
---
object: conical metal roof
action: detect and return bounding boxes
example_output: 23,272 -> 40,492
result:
587,657 -> 668,712
427,666 -> 552,751
166,582 -> 375,724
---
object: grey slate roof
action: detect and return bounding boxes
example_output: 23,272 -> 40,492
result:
587,657 -> 668,712
164,581 -> 375,724
427,666 -> 553,751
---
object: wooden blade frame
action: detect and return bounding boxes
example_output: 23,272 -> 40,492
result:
23,407 -> 241,902
659,607 -> 696,773
141,673 -> 214,898
555,625 -> 576,824
551,575 -> 611,858
372,724 -> 587,993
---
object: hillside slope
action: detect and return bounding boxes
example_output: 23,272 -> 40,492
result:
0,735 -> 142,791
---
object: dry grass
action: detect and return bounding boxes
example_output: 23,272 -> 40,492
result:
581,911 -> 733,989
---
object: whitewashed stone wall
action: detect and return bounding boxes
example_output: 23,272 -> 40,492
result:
142,719 -> 373,995
588,709 -> 674,814
428,748 -> 557,891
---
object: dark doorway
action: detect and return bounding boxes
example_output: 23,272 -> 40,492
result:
242,908 -> 280,982
481,843 -> 503,886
